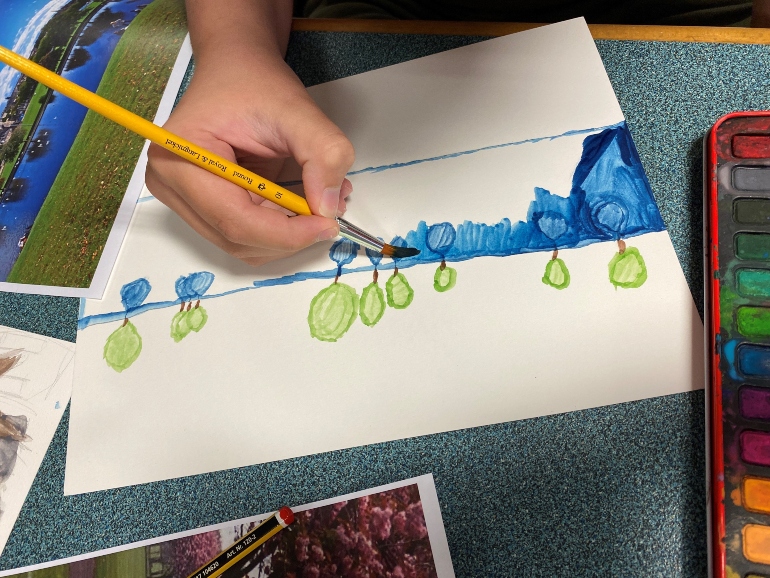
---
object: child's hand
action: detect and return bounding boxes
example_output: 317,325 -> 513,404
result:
145,0 -> 353,266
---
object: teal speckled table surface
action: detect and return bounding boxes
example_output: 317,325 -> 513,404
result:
1,31 -> 769,577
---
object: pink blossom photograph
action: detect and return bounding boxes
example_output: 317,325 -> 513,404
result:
217,484 -> 437,578
0,475 -> 455,578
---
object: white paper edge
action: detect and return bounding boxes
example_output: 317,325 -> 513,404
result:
0,474 -> 455,577
0,34 -> 193,299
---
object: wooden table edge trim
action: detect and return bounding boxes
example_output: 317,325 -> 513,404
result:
291,19 -> 770,44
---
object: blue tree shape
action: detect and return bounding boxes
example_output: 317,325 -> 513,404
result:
330,238 -> 360,279
365,246 -> 383,267
360,245 -> 386,326
308,239 -> 361,341
426,222 -> 456,254
386,236 -> 414,309
590,199 -> 628,239
105,278 -> 152,373
171,271 -> 216,342
526,186 -> 583,251
121,278 -> 152,312
426,222 -> 458,292
174,275 -> 193,304
533,211 -> 568,243
389,236 -> 408,259
181,271 -> 215,304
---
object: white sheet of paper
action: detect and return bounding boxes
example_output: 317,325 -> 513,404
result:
0,36 -> 192,299
65,19 -> 704,494
0,474 -> 454,577
0,326 -> 74,555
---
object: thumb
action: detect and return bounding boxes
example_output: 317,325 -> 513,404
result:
286,106 -> 355,219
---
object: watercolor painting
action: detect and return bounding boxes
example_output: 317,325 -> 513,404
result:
66,19 -> 703,495
83,122 -> 665,366
0,0 -> 188,296
6,476 -> 454,578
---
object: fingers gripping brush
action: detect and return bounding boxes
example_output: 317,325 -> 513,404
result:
0,44 -> 420,259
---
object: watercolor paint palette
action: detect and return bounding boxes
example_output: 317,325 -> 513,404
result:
707,111 -> 770,578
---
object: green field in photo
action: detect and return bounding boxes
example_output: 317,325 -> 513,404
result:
7,0 -> 187,287
94,548 -> 146,578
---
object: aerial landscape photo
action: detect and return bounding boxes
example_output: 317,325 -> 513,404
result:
0,0 -> 186,289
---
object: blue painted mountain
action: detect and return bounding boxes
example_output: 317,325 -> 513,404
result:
387,122 -> 665,267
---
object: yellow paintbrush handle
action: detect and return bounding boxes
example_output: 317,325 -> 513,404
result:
0,44 -> 312,216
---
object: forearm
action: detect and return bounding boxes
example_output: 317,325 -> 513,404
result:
184,0 -> 293,65
147,1 -> 354,266
753,0 -> 770,26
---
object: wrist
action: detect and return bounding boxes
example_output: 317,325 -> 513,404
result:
192,39 -> 284,74
185,0 -> 292,60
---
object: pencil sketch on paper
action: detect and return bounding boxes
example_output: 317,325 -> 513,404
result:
0,330 -> 73,537
0,412 -> 27,489
0,328 -> 74,554
0,350 -> 27,490
82,121 -> 664,363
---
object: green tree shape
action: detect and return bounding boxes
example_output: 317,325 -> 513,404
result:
359,247 -> 386,327
171,304 -> 193,343
170,302 -> 209,342
386,267 -> 414,309
309,281 -> 360,341
360,269 -> 386,327
608,240 -> 647,288
103,278 -> 151,372
171,272 -> 214,342
104,319 -> 142,373
542,249 -> 570,290
188,304 -> 208,332
434,262 -> 457,292
309,239 -> 361,341
385,236 -> 415,309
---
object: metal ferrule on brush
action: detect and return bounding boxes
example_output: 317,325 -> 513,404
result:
336,217 -> 384,253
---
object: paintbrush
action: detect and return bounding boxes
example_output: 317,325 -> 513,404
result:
0,45 -> 420,259
336,217 -> 417,257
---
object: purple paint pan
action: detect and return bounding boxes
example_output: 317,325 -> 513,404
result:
740,430 -> 770,467
741,386 -> 770,421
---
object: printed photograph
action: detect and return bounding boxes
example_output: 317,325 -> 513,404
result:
0,0 -> 187,289
9,483 -> 440,578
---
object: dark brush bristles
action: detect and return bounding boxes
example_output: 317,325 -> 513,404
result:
381,244 -> 420,258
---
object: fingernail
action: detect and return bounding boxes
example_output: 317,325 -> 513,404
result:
340,179 -> 353,198
319,187 -> 340,218
316,227 -> 338,242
